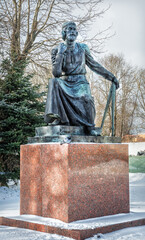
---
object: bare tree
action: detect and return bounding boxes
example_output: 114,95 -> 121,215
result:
90,54 -> 144,137
0,0 -> 110,65
135,69 -> 145,132
0,0 -> 112,91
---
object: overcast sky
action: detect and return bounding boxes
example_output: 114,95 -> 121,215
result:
92,0 -> 144,68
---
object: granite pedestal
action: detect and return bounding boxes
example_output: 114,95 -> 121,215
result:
20,142 -> 129,223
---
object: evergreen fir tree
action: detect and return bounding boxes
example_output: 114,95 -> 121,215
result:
0,58 -> 46,174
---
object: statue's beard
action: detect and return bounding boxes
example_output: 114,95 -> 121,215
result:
67,35 -> 77,42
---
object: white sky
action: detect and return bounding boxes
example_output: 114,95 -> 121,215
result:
92,0 -> 145,68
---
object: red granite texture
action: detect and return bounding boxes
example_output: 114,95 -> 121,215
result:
1,216 -> 145,240
20,143 -> 129,223
41,144 -> 68,222
68,144 -> 129,222
20,144 -> 42,216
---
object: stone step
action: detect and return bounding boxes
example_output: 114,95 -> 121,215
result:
28,135 -> 121,144
35,125 -> 85,136
27,125 -> 122,143
35,125 -> 102,137
1,213 -> 145,240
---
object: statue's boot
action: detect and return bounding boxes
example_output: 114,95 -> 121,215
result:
47,114 -> 61,125
86,126 -> 101,136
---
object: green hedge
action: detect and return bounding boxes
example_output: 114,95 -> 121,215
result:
129,155 -> 145,173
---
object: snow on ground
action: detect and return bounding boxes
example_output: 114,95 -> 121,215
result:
0,226 -> 74,240
0,180 -> 20,216
130,173 -> 145,212
87,226 -> 145,239
0,173 -> 145,239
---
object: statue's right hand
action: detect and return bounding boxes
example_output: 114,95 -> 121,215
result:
58,43 -> 67,54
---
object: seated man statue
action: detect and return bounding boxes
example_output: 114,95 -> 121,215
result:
44,22 -> 119,136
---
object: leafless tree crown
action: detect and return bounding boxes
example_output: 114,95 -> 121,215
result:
0,0 -> 110,65
90,54 -> 145,136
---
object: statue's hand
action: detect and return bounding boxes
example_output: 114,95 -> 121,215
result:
58,43 -> 67,54
112,77 -> 119,89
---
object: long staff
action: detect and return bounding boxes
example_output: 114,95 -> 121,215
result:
101,82 -> 116,136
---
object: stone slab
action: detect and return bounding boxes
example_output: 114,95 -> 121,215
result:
1,213 -> 145,240
20,143 -> 129,223
35,125 -> 85,136
35,125 -> 102,136
28,125 -> 121,143
28,135 -> 121,144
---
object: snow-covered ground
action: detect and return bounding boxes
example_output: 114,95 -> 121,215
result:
127,142 -> 145,155
0,173 -> 145,239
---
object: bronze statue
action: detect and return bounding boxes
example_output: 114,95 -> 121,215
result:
44,22 -> 119,136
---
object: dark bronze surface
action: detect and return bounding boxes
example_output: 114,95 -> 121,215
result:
44,22 -> 119,136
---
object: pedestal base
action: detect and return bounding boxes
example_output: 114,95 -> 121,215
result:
1,213 -> 145,240
27,125 -> 121,143
20,143 -> 129,223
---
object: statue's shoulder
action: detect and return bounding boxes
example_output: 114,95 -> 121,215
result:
78,43 -> 90,52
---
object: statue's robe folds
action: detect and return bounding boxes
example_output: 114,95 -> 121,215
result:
44,43 -> 114,127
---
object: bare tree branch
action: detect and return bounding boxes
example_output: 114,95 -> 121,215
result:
90,54 -> 144,136
37,0 -> 56,34
27,0 -> 30,38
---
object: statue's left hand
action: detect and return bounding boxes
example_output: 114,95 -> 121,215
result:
112,77 -> 119,89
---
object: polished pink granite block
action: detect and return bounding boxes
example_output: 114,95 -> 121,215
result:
41,144 -> 68,222
20,144 -> 42,216
67,144 -> 129,222
20,143 -> 129,222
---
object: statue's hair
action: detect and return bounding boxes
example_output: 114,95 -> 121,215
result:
62,22 -> 77,41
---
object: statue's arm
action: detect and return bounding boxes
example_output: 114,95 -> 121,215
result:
51,46 -> 64,77
83,44 -> 119,88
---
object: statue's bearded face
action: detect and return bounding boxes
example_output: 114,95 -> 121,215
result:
65,24 -> 78,42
